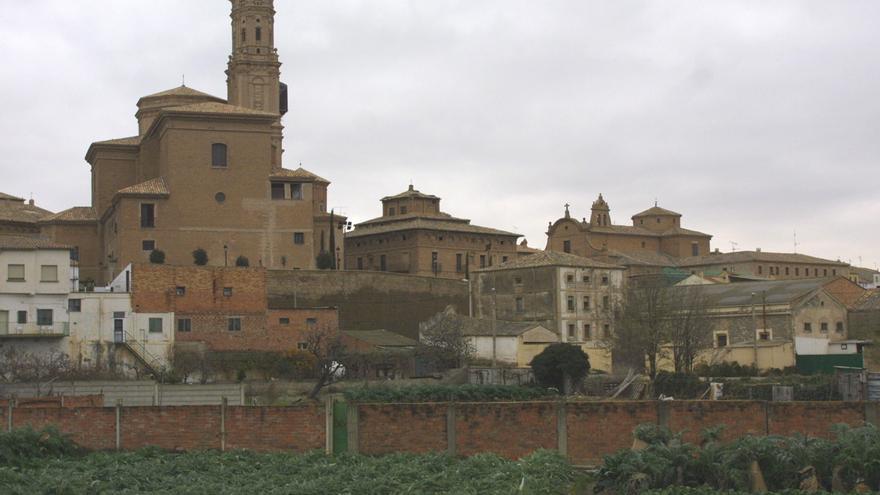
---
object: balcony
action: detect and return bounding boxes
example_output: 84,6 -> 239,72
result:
0,322 -> 70,338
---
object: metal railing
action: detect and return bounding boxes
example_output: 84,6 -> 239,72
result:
0,321 -> 70,337
116,329 -> 166,376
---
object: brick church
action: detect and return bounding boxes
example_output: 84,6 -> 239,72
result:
35,0 -> 342,284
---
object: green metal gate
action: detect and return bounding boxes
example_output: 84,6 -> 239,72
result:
332,399 -> 348,454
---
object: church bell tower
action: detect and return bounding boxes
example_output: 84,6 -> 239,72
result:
226,0 -> 285,168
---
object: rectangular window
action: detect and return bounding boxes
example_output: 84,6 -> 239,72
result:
715,333 -> 728,347
431,252 -> 439,272
758,330 -> 771,341
603,323 -> 610,337
479,255 -> 486,268
113,311 -> 126,319
502,256 -> 508,263
17,311 -> 26,324
835,322 -> 844,333
515,297 -> 524,313
140,203 -> 155,228
388,207 -> 396,216
255,26 -> 262,41
601,275 -> 609,285
563,240 -> 571,253
142,240 -> 155,251
691,243 -> 699,256
583,296 -> 590,310
293,232 -> 305,245
566,274 -> 575,283
271,182 -> 285,200
820,322 -> 828,333
228,317 -> 242,332
758,266 -> 763,275
175,286 -> 186,296
514,276 -> 523,285
380,255 -> 387,271
584,324 -> 592,340
357,257 -> 363,270
177,318 -> 192,332
567,296 -> 575,312
803,322 -> 812,333
7,264 -> 24,281
37,309 -> 53,326
582,275 -> 590,283
148,317 -> 163,333
400,206 -> 408,214
223,287 -> 233,297
279,317 -> 290,325
823,269 -> 828,277
832,269 -> 837,276
68,299 -> 81,312
212,143 -> 227,167
795,267 -> 800,276
603,295 -> 610,309
297,342 -> 308,350
456,254 -> 463,272
291,183 -> 303,200
567,324 -> 576,341
306,318 -> 318,328
40,265 -> 58,282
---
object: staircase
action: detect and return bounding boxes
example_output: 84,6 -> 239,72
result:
117,330 -> 165,378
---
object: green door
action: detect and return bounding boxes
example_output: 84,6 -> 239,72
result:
332,399 -> 348,454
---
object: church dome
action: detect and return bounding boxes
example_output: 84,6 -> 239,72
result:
135,85 -> 226,135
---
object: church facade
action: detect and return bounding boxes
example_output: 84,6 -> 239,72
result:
40,0 -> 342,284
545,194 -> 712,269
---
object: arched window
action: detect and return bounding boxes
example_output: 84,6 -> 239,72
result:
241,28 -> 246,43
212,143 -> 228,167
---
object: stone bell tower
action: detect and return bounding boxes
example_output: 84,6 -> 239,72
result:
226,0 -> 285,168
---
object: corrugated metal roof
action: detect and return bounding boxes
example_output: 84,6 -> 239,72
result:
678,278 -> 831,307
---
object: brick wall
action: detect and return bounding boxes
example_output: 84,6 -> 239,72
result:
566,402 -> 658,465
1,400 -> 876,462
456,402 -> 558,458
132,264 -> 267,314
358,403 -> 448,455
768,401 -> 864,438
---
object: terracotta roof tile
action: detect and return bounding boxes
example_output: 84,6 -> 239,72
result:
269,167 -> 329,183
347,216 -> 518,238
476,251 -> 623,271
0,197 -> 53,225
164,101 -> 276,117
381,185 -> 440,201
0,235 -> 70,250
678,250 -> 848,268
632,205 -> 682,218
92,135 -> 141,146
140,85 -> 221,100
116,177 -> 170,197
40,206 -> 97,224
0,192 -> 25,201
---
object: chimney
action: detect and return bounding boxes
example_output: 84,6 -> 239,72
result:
714,248 -> 720,254
28,199 -> 34,206
756,247 -> 762,253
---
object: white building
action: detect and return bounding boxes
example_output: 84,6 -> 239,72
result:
1,241 -> 173,377
0,236 -> 73,339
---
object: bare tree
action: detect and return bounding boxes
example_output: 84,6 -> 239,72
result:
612,279 -> 673,379
305,324 -> 346,399
668,287 -> 714,374
418,307 -> 475,370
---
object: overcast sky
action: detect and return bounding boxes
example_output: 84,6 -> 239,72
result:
1,1 -> 878,269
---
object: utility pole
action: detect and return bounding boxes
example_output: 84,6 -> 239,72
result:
751,292 -> 758,369
491,287 -> 497,368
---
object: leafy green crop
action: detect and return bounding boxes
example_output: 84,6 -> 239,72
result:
343,384 -> 554,402
0,445 -> 574,494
